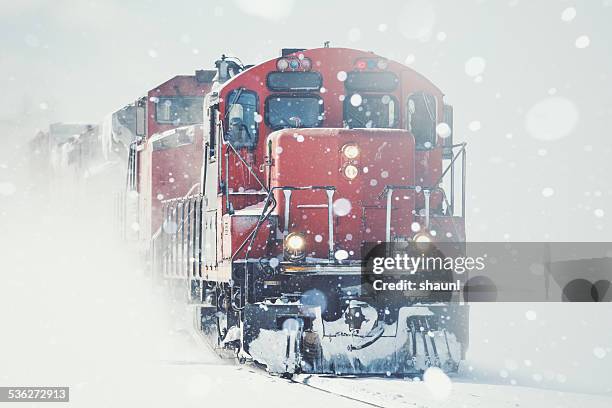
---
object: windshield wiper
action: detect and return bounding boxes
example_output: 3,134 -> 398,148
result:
345,107 -> 367,128
267,105 -> 299,129
224,87 -> 244,121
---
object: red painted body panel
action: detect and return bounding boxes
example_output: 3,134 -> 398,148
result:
269,128 -> 415,258
147,125 -> 204,234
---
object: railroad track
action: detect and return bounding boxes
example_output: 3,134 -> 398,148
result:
188,321 -> 388,408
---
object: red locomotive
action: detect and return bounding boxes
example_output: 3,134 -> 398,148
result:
152,47 -> 469,376
128,70 -> 215,238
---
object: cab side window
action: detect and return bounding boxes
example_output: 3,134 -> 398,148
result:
407,92 -> 437,150
225,89 -> 258,150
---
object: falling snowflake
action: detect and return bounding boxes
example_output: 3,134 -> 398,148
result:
465,57 -> 486,77
350,94 -> 362,107
333,198 -> 352,216
575,35 -> 590,49
525,97 -> 579,141
561,7 -> 576,22
541,187 -> 555,198
334,250 -> 349,261
436,122 -> 452,138
593,347 -> 607,359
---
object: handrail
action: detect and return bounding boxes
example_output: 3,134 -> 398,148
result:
432,142 -> 466,189
184,183 -> 200,198
222,127 -> 268,193
231,185 -> 336,310
232,185 -> 336,262
153,188 -> 202,241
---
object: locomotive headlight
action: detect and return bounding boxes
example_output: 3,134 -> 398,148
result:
284,232 -> 306,262
342,143 -> 360,159
414,232 -> 432,244
343,164 -> 359,180
414,232 -> 433,250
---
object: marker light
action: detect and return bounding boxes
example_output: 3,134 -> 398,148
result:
289,59 -> 300,70
376,59 -> 388,70
300,58 -> 312,71
342,143 -> 360,160
356,60 -> 367,70
343,164 -> 359,179
276,58 -> 289,71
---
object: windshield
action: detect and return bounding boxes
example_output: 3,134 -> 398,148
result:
266,96 -> 323,129
155,97 -> 203,125
343,94 -> 397,128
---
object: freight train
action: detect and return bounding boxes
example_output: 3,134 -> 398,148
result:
32,46 -> 469,377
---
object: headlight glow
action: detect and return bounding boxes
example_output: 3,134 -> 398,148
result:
286,234 -> 305,251
343,164 -> 359,179
342,143 -> 360,160
284,232 -> 306,262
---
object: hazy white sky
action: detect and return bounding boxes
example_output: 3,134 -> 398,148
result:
1,0 -> 611,241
